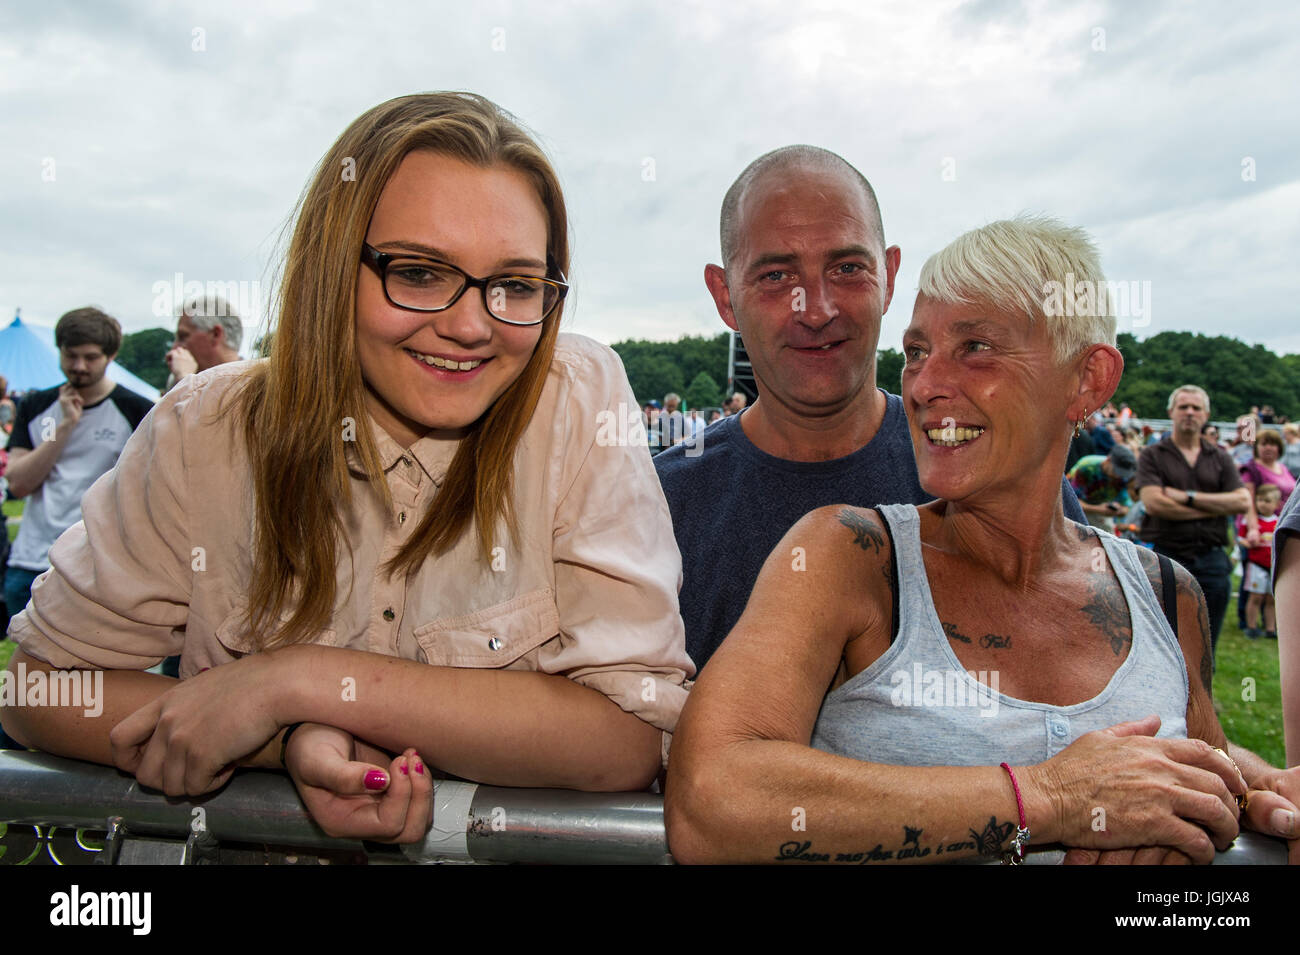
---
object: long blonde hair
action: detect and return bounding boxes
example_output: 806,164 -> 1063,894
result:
230,92 -> 569,649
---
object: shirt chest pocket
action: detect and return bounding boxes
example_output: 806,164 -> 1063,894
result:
213,601 -> 340,658
412,588 -> 559,668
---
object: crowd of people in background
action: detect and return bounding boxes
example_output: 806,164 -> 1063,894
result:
1061,388 -> 1299,652
641,389 -> 748,454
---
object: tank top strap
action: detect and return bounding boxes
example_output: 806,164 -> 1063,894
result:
873,503 -> 953,660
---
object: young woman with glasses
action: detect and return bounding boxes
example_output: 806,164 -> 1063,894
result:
4,93 -> 693,843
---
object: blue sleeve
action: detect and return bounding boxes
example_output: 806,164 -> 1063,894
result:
1061,476 -> 1085,521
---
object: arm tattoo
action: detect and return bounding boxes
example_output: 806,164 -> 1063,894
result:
1080,576 -> 1132,656
1072,521 -> 1094,543
839,507 -> 885,553
1176,569 -> 1214,695
971,817 -> 1016,857
774,823 -> 998,864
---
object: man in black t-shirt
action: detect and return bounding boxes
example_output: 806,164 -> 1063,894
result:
4,307 -> 153,633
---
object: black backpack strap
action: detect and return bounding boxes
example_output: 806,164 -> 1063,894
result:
1157,553 -> 1179,635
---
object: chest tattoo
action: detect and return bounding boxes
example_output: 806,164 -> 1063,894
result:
942,621 -> 1012,648
1080,576 -> 1132,656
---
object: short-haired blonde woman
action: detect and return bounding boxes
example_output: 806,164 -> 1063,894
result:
668,216 -> 1299,865
5,93 -> 692,842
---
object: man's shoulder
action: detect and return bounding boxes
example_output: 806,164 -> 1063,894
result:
14,385 -> 61,418
654,415 -> 741,483
106,384 -> 156,413
101,384 -> 156,432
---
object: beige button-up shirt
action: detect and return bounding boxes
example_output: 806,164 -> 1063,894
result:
13,333 -> 693,733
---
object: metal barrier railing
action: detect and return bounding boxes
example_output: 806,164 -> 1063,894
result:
0,750 -> 1286,864
0,750 -> 669,864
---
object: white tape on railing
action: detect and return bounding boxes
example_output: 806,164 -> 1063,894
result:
402,779 -> 479,863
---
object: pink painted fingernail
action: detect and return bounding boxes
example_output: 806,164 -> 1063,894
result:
399,760 -> 409,776
414,760 -> 424,775
364,770 -> 388,791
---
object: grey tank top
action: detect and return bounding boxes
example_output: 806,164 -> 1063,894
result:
810,504 -> 1189,765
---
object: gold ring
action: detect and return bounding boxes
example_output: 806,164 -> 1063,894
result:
1213,747 -> 1249,812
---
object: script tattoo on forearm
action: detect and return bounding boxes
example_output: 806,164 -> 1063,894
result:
1080,576 -> 1132,656
774,825 -> 990,864
838,507 -> 885,553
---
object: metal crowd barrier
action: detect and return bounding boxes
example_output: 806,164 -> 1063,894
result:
0,750 -> 1286,864
0,750 -> 669,864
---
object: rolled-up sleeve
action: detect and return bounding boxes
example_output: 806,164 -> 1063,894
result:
540,341 -> 694,733
10,382 -> 197,671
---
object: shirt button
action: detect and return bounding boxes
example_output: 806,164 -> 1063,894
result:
1051,723 -> 1068,738
383,608 -> 395,622
398,512 -> 406,524
487,637 -> 502,651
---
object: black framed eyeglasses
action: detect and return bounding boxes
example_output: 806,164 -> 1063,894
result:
361,243 -> 568,327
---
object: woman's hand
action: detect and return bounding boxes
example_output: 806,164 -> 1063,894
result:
1238,766 -> 1300,865
109,654 -> 286,796
1024,715 -> 1246,864
285,723 -> 433,844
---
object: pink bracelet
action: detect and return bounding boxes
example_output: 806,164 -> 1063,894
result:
999,762 -> 1031,865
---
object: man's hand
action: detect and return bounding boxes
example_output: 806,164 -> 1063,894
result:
109,654 -> 286,796
165,346 -> 198,379
56,384 -> 84,432
285,723 -> 433,844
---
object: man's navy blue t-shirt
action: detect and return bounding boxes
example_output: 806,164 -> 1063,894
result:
655,392 -> 1087,669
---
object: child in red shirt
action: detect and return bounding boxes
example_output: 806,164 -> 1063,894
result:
1238,483 -> 1282,638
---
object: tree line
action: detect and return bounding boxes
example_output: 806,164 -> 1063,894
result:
610,330 -> 1300,420
114,326 -> 1299,421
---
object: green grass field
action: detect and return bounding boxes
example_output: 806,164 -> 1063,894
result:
3,498 -> 20,545
1214,612 -> 1286,765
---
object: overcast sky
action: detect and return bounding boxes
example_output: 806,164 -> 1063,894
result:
3,0 -> 1298,362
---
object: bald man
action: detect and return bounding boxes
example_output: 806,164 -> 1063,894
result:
655,146 -> 1087,669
